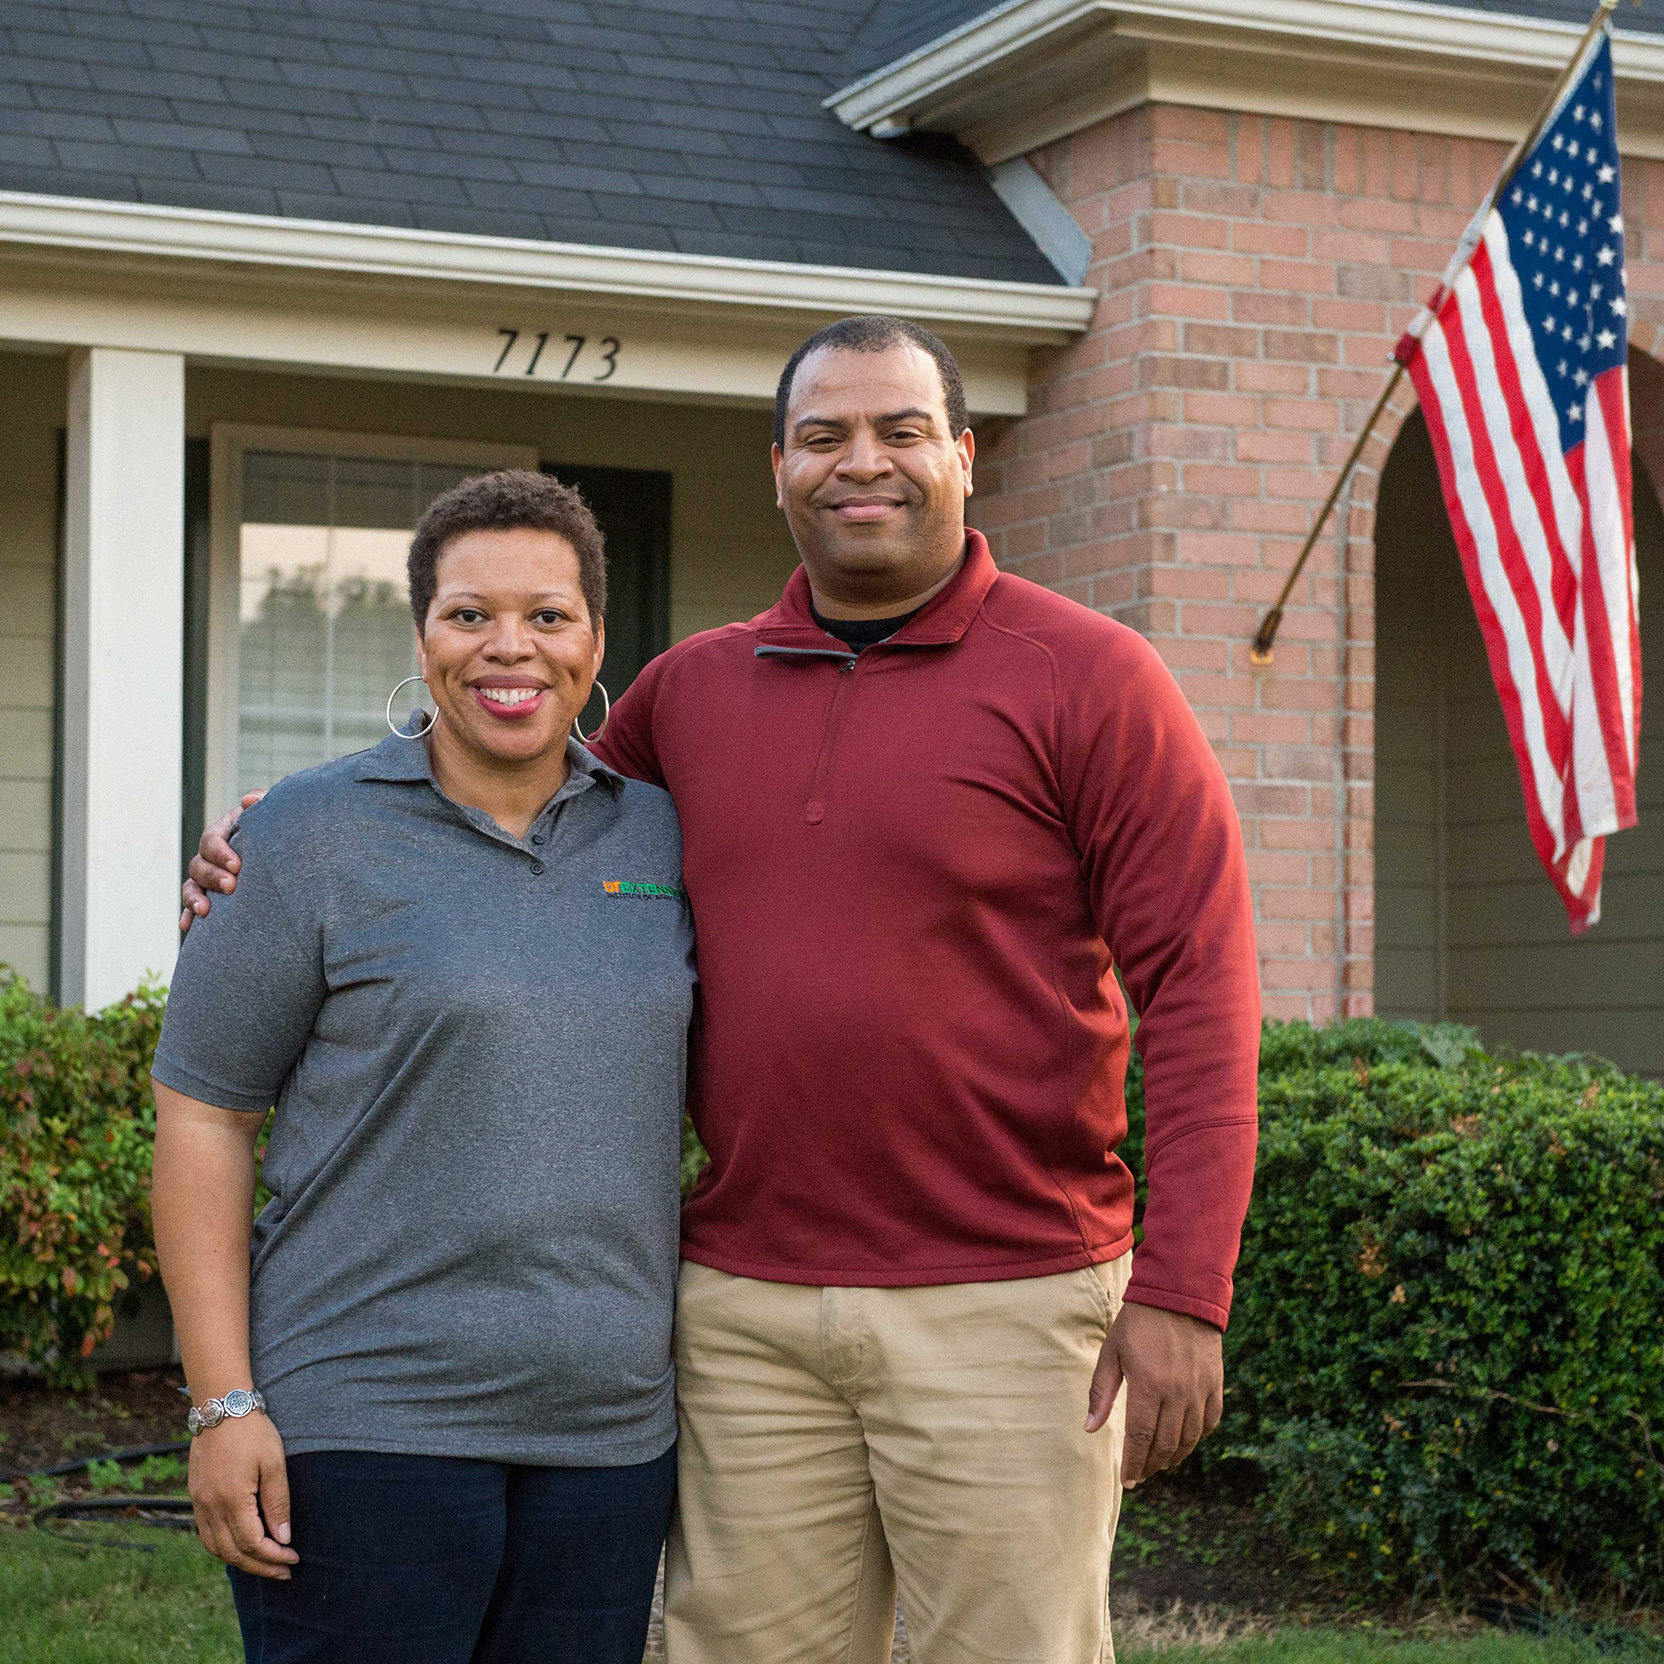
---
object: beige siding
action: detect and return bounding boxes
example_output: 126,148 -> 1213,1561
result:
0,353 -> 62,990
1374,408 -> 1664,1076
186,370 -> 799,644
1372,454 -> 1443,1018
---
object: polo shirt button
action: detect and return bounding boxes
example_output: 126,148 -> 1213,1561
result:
531,833 -> 545,845
530,860 -> 545,875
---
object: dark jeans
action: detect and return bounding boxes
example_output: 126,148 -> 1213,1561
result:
227,1445 -> 676,1664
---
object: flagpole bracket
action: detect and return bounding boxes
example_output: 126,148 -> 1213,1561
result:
1249,612 -> 1282,667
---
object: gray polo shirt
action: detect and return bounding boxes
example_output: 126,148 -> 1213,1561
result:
153,732 -> 695,1466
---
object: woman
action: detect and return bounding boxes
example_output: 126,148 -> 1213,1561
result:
151,470 -> 695,1664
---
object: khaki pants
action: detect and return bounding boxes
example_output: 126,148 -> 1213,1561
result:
664,1254 -> 1131,1664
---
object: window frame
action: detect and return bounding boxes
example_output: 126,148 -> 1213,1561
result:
205,424 -> 537,818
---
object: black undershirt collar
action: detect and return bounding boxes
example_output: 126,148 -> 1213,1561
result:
810,603 -> 924,653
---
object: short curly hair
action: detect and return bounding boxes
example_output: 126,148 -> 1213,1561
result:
407,469 -> 606,633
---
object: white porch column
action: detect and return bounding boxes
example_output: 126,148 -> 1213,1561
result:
60,348 -> 185,1010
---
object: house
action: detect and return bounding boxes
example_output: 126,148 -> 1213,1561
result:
1,0 -> 1660,1070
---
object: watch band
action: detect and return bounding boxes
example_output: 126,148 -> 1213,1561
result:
186,1387 -> 267,1436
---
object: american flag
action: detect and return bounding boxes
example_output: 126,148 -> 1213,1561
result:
1399,31 -> 1641,933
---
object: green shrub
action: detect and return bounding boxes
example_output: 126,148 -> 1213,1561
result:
1122,1017 -> 1484,1222
681,1114 -> 708,1196
1220,1028 -> 1664,1599
0,970 -> 165,1386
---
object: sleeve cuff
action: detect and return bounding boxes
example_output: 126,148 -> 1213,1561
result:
150,1054 -> 277,1115
1122,1282 -> 1232,1333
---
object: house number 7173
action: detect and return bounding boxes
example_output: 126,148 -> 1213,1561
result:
492,329 -> 622,381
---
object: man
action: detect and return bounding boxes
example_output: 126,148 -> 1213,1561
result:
186,315 -> 1260,1663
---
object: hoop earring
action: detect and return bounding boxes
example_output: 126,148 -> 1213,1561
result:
573,681 -> 610,744
386,675 -> 436,739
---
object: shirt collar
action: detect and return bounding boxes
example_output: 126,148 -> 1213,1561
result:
752,529 -> 999,651
353,730 -> 626,795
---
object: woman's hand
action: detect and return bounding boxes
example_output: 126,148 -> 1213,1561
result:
189,1413 -> 298,1579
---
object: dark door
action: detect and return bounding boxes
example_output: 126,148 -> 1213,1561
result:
542,464 -> 672,738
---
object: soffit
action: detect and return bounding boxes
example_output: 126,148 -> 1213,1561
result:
829,0 -> 1664,163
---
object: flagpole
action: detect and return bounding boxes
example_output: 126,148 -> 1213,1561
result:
1248,0 -> 1627,667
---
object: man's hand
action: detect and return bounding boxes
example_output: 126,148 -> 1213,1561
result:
1086,1300 -> 1223,1488
180,793 -> 264,933
188,1412 -> 298,1580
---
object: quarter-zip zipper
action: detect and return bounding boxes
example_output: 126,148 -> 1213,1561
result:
755,642 -> 860,825
755,638 -> 941,825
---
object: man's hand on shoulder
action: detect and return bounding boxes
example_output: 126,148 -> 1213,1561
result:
1086,1299 -> 1223,1488
180,793 -> 265,934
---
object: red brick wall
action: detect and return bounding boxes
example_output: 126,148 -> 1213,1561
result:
970,102 -> 1664,1021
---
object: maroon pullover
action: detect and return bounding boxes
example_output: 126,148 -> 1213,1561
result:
592,533 -> 1259,1329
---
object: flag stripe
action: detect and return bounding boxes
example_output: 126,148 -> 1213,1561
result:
1410,322 -> 1567,857
1582,368 -> 1639,818
1470,230 -> 1583,648
1563,485 -> 1615,842
1450,256 -> 1575,758
1465,256 -> 1593,856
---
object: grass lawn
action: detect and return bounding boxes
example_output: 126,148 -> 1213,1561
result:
1121,1637 -> 1663,1663
0,1525 -> 240,1663
3,1523 -> 1662,1664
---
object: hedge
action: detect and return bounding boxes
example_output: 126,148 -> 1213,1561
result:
0,970 -> 165,1386
5,968 -> 1662,1600
1128,1018 -> 1664,1599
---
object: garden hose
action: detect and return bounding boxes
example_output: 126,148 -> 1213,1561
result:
31,1493 -> 195,1550
10,1439 -> 194,1551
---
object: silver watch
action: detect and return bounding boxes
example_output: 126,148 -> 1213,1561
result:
186,1387 -> 267,1436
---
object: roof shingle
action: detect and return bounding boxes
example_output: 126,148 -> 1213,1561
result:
8,0 -> 1646,284
0,0 -> 1061,281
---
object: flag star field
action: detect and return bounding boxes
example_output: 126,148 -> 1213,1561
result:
1500,39 -> 1627,448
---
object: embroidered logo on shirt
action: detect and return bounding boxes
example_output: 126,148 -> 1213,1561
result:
602,880 -> 686,900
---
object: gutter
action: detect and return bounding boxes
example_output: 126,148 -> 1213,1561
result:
0,191 -> 1097,339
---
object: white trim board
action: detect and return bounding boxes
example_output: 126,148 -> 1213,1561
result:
0,264 -> 1043,417
828,0 -> 1664,163
0,192 -> 1097,339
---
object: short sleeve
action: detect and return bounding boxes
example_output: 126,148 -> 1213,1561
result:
152,815 -> 327,1113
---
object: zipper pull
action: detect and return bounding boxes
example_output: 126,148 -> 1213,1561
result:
841,656 -> 858,674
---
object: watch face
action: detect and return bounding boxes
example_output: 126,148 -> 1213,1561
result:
223,1389 -> 257,1418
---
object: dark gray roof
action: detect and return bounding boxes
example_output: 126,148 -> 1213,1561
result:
845,1 -> 1009,77
4,2 -> 1657,288
0,0 -> 1060,284
1449,0 -> 1663,33
845,0 -> 1664,72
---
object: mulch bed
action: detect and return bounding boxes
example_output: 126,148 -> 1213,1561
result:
1,1368 -> 192,1537
1112,1468 -> 1336,1617
1,1368 -> 189,1485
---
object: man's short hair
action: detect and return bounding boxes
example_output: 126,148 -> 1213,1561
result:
407,470 -> 606,633
773,316 -> 969,449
